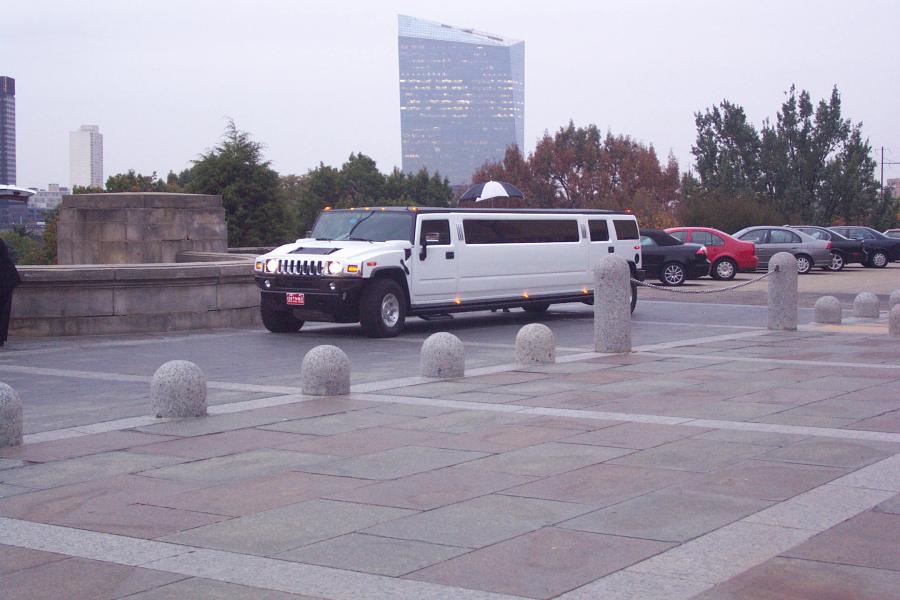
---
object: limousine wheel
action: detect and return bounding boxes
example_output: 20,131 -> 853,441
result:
523,303 -> 550,314
360,279 -> 406,338
631,281 -> 637,313
261,305 -> 304,333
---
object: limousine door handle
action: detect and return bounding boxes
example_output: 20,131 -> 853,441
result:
445,251 -> 455,259
608,247 -> 615,253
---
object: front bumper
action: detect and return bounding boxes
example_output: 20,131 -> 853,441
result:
256,275 -> 363,323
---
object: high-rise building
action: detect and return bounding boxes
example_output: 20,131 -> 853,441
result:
69,125 -> 104,189
398,15 -> 524,185
0,77 -> 15,185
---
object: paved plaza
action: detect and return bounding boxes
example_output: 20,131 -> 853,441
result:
1,293 -> 899,598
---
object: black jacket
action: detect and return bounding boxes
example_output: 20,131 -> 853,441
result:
0,238 -> 21,296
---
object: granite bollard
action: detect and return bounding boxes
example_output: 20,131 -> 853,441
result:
151,360 -> 207,418
0,382 -> 23,447
890,305 -> 900,337
814,296 -> 842,324
516,323 -> 556,365
888,289 -> 900,311
301,345 -> 351,396
853,292 -> 880,318
421,332 -> 465,378
594,254 -> 631,353
767,252 -> 798,331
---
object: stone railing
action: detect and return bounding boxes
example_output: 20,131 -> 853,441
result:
10,258 -> 260,337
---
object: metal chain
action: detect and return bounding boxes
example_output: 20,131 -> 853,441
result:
631,267 -> 778,294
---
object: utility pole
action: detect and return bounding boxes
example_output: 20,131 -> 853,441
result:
880,146 -> 900,200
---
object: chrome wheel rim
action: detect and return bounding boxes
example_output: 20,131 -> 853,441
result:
830,252 -> 843,270
796,257 -> 810,273
873,252 -> 887,267
381,293 -> 400,327
716,260 -> 735,279
664,265 -> 684,285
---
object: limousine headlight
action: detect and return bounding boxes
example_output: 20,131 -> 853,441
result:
264,258 -> 279,273
325,260 -> 344,275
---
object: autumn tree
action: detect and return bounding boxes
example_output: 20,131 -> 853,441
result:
105,170 -> 167,192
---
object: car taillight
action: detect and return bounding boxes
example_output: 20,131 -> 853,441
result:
825,241 -> 832,249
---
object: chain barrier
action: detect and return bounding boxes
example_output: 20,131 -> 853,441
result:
631,266 -> 778,294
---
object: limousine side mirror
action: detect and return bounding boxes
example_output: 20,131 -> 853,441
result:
419,232 -> 440,260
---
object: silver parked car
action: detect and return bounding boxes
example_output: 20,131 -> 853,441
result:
732,226 -> 832,274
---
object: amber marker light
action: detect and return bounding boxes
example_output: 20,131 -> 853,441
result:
324,206 -> 332,211
522,292 -> 529,299
453,298 -> 462,305
255,260 -> 264,271
346,265 -> 359,273
582,288 -> 589,294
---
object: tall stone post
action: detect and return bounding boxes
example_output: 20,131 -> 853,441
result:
594,254 -> 632,353
767,252 -> 798,331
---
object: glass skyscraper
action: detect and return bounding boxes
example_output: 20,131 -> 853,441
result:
398,15 -> 524,185
0,77 -> 15,185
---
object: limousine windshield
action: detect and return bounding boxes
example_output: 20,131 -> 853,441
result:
311,210 -> 414,242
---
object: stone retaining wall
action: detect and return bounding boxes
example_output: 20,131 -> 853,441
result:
10,259 -> 260,337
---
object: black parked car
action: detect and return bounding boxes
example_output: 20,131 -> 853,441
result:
828,226 -> 900,268
639,229 -> 710,286
787,225 -> 866,271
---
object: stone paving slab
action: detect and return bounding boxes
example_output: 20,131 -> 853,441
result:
0,328 -> 899,598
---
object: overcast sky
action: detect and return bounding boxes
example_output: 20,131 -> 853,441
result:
5,0 -> 899,189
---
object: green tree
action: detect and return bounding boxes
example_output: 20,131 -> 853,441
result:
0,229 -> 40,264
188,121 -> 292,246
105,170 -> 167,192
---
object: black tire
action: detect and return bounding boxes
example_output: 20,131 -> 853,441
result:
712,258 -> 737,280
523,303 -> 550,314
827,251 -> 845,272
359,279 -> 406,338
868,250 -> 888,268
630,280 -> 637,313
260,305 -> 304,333
796,254 -> 813,275
660,262 -> 686,286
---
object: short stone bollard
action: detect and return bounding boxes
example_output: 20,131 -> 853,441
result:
0,382 -> 23,447
813,296 -> 842,324
891,305 -> 900,337
516,323 -> 556,365
421,332 -> 465,378
594,254 -> 631,353
889,289 -> 900,311
853,292 -> 879,318
301,345 -> 351,396
151,361 -> 207,418
767,252 -> 798,331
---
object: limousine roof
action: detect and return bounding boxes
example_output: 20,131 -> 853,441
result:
325,206 -> 633,216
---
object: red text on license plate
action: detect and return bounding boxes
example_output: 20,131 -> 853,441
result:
286,293 -> 305,306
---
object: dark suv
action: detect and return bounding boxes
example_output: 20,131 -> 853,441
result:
787,226 -> 866,271
828,226 -> 900,268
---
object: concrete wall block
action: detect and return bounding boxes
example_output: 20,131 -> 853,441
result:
83,208 -> 127,223
113,264 -> 220,281
148,208 -> 189,227
12,286 -> 115,318
98,242 -> 130,264
187,220 -> 228,241
146,221 -> 189,242
114,284 -> 217,316
56,241 -> 74,265
71,241 -> 102,265
144,194 -> 222,209
217,282 -> 261,310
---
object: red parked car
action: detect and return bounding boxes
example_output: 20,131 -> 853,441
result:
665,227 -> 758,280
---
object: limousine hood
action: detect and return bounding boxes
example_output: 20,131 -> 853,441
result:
267,238 -> 411,261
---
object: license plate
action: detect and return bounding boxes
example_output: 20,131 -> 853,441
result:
286,293 -> 305,306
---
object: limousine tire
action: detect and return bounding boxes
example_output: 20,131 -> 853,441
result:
631,281 -> 638,313
360,279 -> 406,338
261,305 -> 304,333
523,303 -> 550,314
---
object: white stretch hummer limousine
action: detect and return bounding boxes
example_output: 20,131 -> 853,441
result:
254,207 -> 645,337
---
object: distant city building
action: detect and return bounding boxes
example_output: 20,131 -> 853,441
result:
0,77 -> 15,185
69,125 -> 104,189
398,15 -> 524,185
887,177 -> 900,198
29,183 -> 69,211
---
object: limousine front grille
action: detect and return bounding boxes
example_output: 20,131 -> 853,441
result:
278,259 -> 324,276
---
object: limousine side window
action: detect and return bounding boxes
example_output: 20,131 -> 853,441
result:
613,219 -> 640,240
463,219 -> 580,244
421,219 -> 451,245
588,220 -> 610,241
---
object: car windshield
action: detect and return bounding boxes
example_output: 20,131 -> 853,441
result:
310,211 -> 414,242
